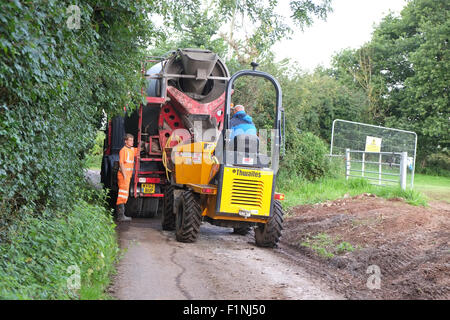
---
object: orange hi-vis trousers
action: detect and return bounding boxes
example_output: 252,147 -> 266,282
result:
116,146 -> 138,205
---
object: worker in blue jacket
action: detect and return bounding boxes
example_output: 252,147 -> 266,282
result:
229,104 -> 257,140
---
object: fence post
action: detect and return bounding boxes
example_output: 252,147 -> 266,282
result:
361,152 -> 365,177
400,152 -> 407,190
378,153 -> 382,185
345,148 -> 350,181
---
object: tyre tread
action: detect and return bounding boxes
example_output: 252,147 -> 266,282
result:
255,200 -> 284,248
176,190 -> 202,243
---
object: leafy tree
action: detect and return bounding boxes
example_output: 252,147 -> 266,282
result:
295,69 -> 370,140
397,0 -> 450,159
332,0 -> 449,164
152,0 -> 333,64
331,46 -> 384,123
290,0 -> 333,29
151,5 -> 229,58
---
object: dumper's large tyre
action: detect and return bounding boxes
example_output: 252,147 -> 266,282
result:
255,200 -> 284,248
162,185 -> 176,231
175,190 -> 202,243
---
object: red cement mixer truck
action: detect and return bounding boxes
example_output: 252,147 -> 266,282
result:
100,48 -> 231,217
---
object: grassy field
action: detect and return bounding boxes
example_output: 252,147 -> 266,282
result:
414,173 -> 450,202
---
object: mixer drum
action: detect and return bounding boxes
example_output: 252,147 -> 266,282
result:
146,48 -> 230,104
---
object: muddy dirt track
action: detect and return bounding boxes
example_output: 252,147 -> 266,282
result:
109,218 -> 343,300
282,195 -> 450,300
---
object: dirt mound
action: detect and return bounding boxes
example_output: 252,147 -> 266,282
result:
281,195 -> 450,299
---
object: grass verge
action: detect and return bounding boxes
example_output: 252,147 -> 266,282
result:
278,173 -> 428,209
0,196 -> 118,299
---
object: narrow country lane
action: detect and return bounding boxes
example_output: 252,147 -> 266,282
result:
110,217 -> 342,300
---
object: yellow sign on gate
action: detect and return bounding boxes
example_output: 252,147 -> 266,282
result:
365,136 -> 382,152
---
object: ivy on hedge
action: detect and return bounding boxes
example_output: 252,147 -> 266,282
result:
0,0 -> 186,236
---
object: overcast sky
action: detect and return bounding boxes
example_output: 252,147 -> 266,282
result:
273,0 -> 407,71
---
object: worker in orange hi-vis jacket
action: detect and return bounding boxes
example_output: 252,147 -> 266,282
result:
116,133 -> 139,222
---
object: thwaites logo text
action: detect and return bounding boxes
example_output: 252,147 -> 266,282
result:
232,169 -> 262,178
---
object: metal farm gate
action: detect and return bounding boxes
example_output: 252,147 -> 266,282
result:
330,119 -> 417,190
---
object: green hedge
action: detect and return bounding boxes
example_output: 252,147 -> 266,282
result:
416,151 -> 450,177
281,131 -> 338,181
0,1 -> 157,234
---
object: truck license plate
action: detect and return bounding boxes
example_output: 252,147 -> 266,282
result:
238,209 -> 258,217
142,183 -> 155,194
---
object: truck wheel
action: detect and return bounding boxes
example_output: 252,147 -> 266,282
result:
255,200 -> 284,248
157,198 -> 163,217
233,227 -> 251,235
175,190 -> 202,243
141,197 -> 158,218
162,185 -> 176,230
